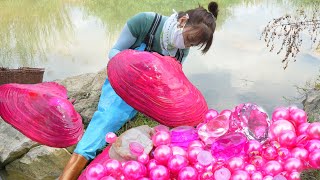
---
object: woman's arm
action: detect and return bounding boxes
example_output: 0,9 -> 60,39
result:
108,24 -> 137,59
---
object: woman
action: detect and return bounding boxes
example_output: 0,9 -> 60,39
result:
60,2 -> 218,179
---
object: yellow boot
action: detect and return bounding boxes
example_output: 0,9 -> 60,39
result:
59,153 -> 88,180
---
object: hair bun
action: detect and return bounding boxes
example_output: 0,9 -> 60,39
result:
208,1 -> 219,18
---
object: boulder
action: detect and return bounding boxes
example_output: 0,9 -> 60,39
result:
302,89 -> 320,122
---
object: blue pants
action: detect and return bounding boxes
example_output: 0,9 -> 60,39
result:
74,78 -> 137,160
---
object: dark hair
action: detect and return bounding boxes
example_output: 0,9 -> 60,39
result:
178,1 -> 219,53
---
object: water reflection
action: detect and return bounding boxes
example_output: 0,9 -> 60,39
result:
0,0 -> 320,114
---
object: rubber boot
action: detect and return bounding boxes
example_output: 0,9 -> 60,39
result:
59,153 -> 88,180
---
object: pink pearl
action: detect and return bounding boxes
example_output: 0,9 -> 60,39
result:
305,140 -> 320,152
244,140 -> 262,155
272,107 -> 290,122
289,108 -> 307,125
153,145 -> 172,164
230,170 -> 250,180
105,132 -> 117,144
188,140 -> 205,149
137,153 -> 150,165
291,147 -> 309,161
277,147 -> 291,161
214,167 -> 231,180
122,161 -> 146,179
187,146 -> 203,164
102,159 -> 122,177
295,134 -> 309,146
227,157 -> 245,171
152,131 -> 171,147
205,109 -> 219,122
86,163 -> 105,180
178,166 -> 198,180
244,164 -> 256,175
284,158 -> 304,172
269,120 -> 295,138
197,150 -> 214,166
167,155 -> 189,174
287,171 -> 300,180
251,172 -> 263,180
308,149 -> 320,169
263,161 -> 283,176
198,171 -> 214,180
129,142 -> 144,156
297,122 -> 310,135
100,176 -> 116,180
171,146 -> 187,157
278,130 -> 296,147
306,122 -> 320,139
146,159 -> 158,171
262,146 -> 278,160
250,156 -> 266,170
149,165 -> 169,180
273,174 -> 287,180
193,162 -> 205,173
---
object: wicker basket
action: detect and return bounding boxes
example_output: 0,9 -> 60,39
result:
0,67 -> 45,85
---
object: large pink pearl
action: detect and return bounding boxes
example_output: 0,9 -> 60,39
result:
244,140 -> 262,155
263,160 -> 283,176
167,155 -> 189,174
278,130 -> 297,147
214,167 -> 231,180
193,162 -> 205,173
295,134 -> 309,146
205,109 -> 219,122
289,109 -> 307,125
137,153 -> 150,165
86,163 -> 105,180
197,150 -> 214,166
263,175 -> 274,180
178,166 -> 198,180
269,120 -> 295,139
297,122 -> 310,135
122,161 -> 146,179
305,140 -> 320,152
277,147 -> 291,161
308,149 -> 320,168
153,145 -> 172,164
251,171 -> 263,180
250,156 -> 266,170
146,159 -> 158,171
100,176 -> 116,180
291,147 -> 309,161
284,158 -> 304,172
227,157 -> 245,171
149,165 -> 169,180
105,132 -> 117,144
102,159 -> 122,177
306,122 -> 320,139
172,146 -> 187,157
272,107 -> 290,122
152,131 -> 171,147
230,170 -> 250,180
153,125 -> 169,133
287,171 -> 300,180
244,164 -> 256,175
187,146 -> 203,164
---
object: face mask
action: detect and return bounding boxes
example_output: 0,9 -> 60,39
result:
172,24 -> 185,49
171,14 -> 188,49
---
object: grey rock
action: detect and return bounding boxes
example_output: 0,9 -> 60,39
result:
5,145 -> 71,180
302,89 -> 320,122
0,118 -> 38,168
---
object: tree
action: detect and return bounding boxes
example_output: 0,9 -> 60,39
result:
261,4 -> 320,69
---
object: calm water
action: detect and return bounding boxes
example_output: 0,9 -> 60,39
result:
1,0 -> 320,114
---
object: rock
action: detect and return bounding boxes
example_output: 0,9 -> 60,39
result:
0,118 -> 38,168
56,68 -> 107,125
5,145 -> 71,180
302,89 -> 320,122
109,125 -> 153,161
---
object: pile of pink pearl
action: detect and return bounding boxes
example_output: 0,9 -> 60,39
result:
83,106 -> 320,180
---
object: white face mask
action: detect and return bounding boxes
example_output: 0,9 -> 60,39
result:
171,23 -> 186,49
